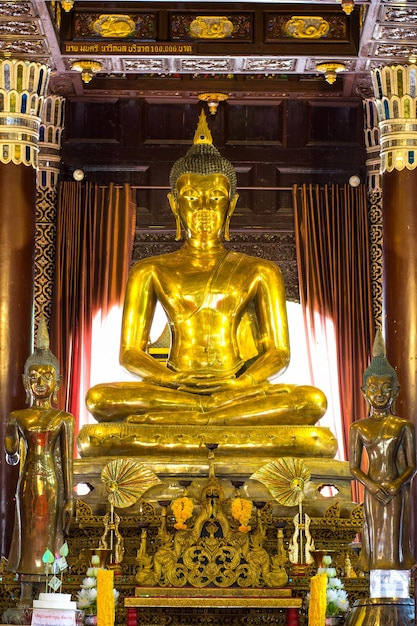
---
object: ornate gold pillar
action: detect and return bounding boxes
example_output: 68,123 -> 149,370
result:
0,59 -> 50,558
371,65 -> 417,422
36,95 -> 65,325
363,98 -> 382,329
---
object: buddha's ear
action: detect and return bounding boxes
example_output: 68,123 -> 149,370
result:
224,194 -> 239,242
22,375 -> 30,405
167,192 -> 182,241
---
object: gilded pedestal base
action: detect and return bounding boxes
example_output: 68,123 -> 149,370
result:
77,423 -> 337,459
74,454 -> 355,518
345,598 -> 414,626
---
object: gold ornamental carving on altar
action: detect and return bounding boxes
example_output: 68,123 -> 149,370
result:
284,16 -> 330,39
93,14 -> 136,38
190,16 -> 234,39
135,447 -> 288,589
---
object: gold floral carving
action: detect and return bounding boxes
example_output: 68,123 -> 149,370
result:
135,454 -> 289,589
190,16 -> 234,39
284,16 -> 330,39
93,14 -> 136,38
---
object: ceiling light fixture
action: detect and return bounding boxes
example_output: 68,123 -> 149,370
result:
197,92 -> 229,115
340,0 -> 355,15
60,0 -> 74,12
73,168 -> 85,181
316,62 -> 346,84
71,60 -> 102,83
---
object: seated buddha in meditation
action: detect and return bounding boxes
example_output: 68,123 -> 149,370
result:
86,111 -> 327,427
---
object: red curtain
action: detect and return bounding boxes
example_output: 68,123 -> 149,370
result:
293,184 -> 374,459
51,181 -> 136,431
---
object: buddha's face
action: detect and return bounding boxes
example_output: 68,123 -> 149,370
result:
363,374 -> 398,412
170,173 -> 235,239
26,364 -> 57,400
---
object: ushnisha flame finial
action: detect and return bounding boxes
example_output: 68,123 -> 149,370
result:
193,110 -> 213,145
36,314 -> 50,351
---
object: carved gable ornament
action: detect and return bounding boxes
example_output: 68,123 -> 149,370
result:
93,14 -> 136,38
190,16 -> 234,39
284,16 -> 330,39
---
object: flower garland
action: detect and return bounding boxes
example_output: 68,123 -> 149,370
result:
171,496 -> 194,530
231,497 -> 252,533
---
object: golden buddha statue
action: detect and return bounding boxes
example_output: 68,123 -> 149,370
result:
79,111 -> 337,462
349,331 -> 416,571
4,317 -> 74,603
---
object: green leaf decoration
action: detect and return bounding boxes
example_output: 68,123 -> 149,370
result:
42,549 -> 55,564
59,542 -> 69,557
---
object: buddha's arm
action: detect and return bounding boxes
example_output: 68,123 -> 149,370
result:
349,423 -> 392,504
349,425 -> 372,489
4,415 -> 20,464
401,422 -> 417,482
120,262 -> 180,387
239,261 -> 290,382
210,261 -> 290,394
384,422 -> 416,494
60,413 -> 75,532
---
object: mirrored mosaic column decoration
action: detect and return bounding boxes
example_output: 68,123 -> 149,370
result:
371,64 -> 417,418
0,58 -> 50,558
363,98 -> 382,329
36,95 -> 65,326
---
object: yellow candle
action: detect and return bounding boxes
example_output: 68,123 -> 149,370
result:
97,568 -> 115,626
308,572 -> 327,626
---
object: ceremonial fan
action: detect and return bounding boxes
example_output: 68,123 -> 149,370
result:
100,459 -> 161,563
251,457 -> 313,566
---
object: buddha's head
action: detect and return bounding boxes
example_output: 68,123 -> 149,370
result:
362,329 -> 399,411
168,110 -> 238,241
23,315 -> 61,404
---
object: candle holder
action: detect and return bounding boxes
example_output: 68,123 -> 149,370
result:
83,548 -> 112,569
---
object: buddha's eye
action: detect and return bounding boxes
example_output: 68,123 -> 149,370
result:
210,189 -> 227,200
181,187 -> 199,200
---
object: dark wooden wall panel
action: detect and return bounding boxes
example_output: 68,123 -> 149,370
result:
225,103 -> 284,145
62,96 -> 366,229
307,101 -> 363,145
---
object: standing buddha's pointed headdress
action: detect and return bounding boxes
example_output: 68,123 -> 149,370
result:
362,329 -> 398,387
24,314 -> 60,378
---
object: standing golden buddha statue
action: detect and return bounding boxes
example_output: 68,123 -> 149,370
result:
349,330 -> 416,572
78,111 -> 336,462
4,317 -> 74,604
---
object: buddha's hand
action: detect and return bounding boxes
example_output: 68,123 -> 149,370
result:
62,498 -> 74,534
380,479 -> 403,497
369,483 -> 392,505
210,377 -> 271,404
173,373 -> 224,394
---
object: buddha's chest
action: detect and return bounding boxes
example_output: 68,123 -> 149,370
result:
154,260 -> 253,317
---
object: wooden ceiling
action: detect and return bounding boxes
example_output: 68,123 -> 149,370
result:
4,0 -> 417,103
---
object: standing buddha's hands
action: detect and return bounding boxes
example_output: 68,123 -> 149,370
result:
368,481 -> 393,505
62,498 -> 74,534
4,418 -> 20,466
